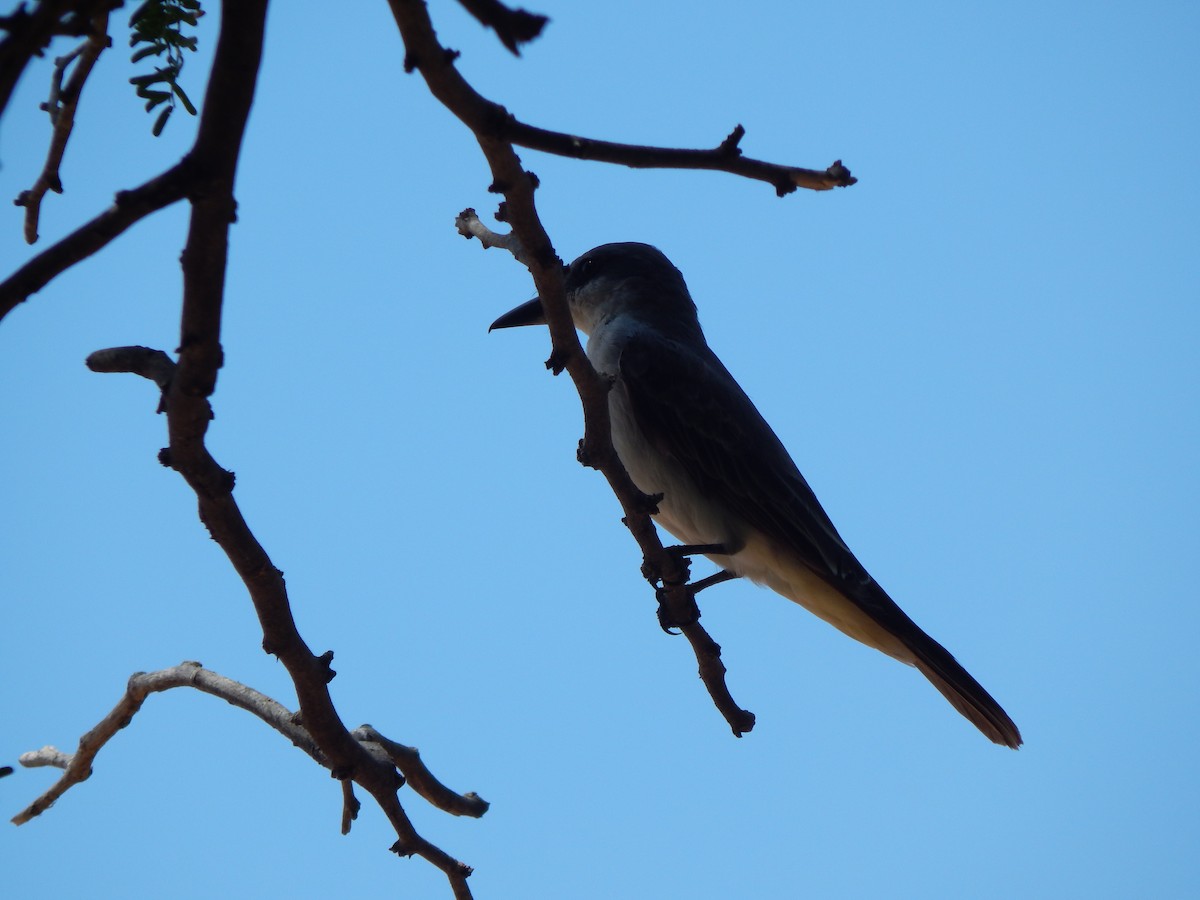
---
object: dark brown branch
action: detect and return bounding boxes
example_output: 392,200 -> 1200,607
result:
390,0 -> 756,736
455,0 -> 547,56
354,726 -> 490,818
0,161 -> 191,324
401,6 -> 852,196
394,7 -> 850,198
0,0 -> 115,121
86,345 -> 174,389
380,792 -> 474,898
170,0 -> 368,814
86,344 -> 174,412
507,121 -> 856,196
145,2 -> 478,892
14,8 -> 111,244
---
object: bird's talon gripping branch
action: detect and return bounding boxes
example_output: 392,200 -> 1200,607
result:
656,584 -> 701,632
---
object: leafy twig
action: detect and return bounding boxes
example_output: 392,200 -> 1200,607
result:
128,0 -> 203,135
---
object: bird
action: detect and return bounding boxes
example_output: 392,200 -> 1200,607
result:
489,242 -> 1021,748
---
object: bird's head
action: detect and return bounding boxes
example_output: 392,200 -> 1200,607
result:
489,242 -> 700,337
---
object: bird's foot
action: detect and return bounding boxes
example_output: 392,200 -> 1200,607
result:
655,583 -> 701,632
641,542 -> 731,586
691,569 -> 739,594
646,544 -> 739,633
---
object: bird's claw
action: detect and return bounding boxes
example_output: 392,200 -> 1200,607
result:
655,583 -> 700,632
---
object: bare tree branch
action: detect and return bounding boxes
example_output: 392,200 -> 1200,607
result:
86,344 -> 174,387
354,726 -> 491,818
73,339 -> 486,891
5,2 -> 857,893
392,1 -> 757,736
67,3 -> 479,892
14,8 -> 111,244
11,661 -> 319,825
13,662 -> 486,837
508,122 -> 855,196
0,0 -> 115,121
0,160 -> 191,324
455,206 -> 529,265
455,0 -> 547,56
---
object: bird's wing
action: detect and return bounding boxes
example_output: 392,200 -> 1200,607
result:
618,333 -> 1023,747
618,331 -> 880,603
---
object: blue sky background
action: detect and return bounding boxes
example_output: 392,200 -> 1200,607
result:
3,1 -> 1198,897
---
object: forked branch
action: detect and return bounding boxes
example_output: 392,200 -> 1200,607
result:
13,662 -> 486,829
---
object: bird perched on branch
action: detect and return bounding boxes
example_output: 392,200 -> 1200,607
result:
490,242 -> 1021,748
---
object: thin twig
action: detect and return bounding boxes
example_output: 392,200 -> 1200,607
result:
12,662 -> 487,836
506,121 -> 856,196
14,9 -> 112,244
455,207 -> 529,265
11,661 -> 323,825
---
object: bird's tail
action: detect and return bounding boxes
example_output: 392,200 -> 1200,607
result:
909,637 -> 1022,748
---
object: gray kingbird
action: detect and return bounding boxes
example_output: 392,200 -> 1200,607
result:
490,242 -> 1021,748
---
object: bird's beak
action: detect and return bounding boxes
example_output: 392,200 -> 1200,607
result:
488,297 -> 546,332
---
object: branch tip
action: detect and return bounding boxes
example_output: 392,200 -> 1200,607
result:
717,124 -> 745,155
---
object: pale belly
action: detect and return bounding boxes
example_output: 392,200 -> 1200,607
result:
610,387 -> 912,664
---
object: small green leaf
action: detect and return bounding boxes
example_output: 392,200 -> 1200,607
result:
129,0 -> 156,26
129,72 -> 169,87
171,84 -> 196,115
131,44 -> 165,63
152,106 -> 172,136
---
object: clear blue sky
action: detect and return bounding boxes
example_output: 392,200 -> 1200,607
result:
3,2 -> 1198,897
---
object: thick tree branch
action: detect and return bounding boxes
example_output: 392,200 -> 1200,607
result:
87,340 -> 501,830
14,8 -> 111,244
79,3 -> 478,892
393,2 -> 756,736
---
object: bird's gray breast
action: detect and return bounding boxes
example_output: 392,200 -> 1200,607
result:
586,318 -> 742,549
